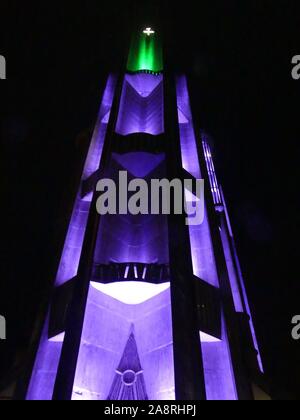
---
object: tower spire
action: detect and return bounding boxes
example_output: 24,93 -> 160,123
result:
127,25 -> 163,74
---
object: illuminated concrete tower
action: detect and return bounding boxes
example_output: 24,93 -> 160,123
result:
23,26 -> 265,400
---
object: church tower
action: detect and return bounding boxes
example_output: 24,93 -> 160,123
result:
23,25 -> 265,400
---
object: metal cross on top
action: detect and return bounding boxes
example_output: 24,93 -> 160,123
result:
143,27 -> 155,36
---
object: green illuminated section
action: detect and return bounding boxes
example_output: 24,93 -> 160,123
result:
127,28 -> 163,73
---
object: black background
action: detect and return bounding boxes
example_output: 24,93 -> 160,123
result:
1,0 -> 300,399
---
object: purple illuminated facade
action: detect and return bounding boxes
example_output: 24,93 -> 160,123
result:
23,27 -> 265,400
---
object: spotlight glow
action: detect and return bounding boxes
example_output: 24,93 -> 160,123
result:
91,281 -> 170,305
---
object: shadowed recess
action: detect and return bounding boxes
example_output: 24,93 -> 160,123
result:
112,152 -> 165,178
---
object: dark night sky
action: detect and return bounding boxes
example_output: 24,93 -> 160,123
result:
1,0 -> 300,399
